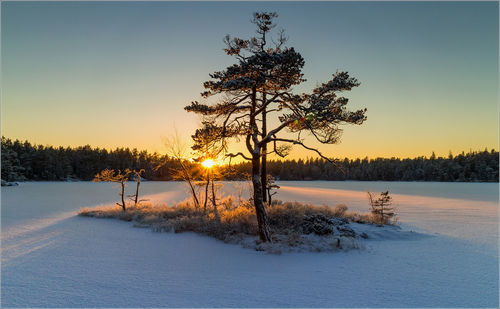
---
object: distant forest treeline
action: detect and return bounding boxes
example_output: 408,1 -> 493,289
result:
1,137 -> 498,182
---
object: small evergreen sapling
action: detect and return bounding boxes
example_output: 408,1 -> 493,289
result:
367,190 -> 397,225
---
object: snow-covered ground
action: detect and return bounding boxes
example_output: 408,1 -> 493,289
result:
1,181 -> 498,307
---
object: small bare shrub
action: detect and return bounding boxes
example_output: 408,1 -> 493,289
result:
332,204 -> 348,217
93,169 -> 132,211
128,169 -> 147,206
220,195 -> 236,210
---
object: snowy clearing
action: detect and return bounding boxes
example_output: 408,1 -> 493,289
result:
1,181 -> 498,307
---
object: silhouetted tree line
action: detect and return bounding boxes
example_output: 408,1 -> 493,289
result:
226,151 -> 498,182
1,137 -> 178,181
1,137 -> 498,182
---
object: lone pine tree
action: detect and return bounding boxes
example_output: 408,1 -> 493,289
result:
185,12 -> 367,242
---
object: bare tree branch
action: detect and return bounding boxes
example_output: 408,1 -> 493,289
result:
226,152 -> 252,161
259,119 -> 295,146
268,137 -> 345,174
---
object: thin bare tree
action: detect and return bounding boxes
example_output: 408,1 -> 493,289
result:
163,132 -> 202,210
128,169 -> 147,206
93,168 -> 132,211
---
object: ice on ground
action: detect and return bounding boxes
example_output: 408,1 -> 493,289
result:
1,181 -> 498,307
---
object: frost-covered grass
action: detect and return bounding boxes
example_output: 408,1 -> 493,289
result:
78,197 -> 381,252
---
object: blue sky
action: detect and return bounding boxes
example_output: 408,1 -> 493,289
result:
2,1 -> 498,159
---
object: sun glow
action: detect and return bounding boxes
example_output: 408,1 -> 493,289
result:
201,159 -> 216,169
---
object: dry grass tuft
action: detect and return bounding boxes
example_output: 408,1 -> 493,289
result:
79,196 -> 383,253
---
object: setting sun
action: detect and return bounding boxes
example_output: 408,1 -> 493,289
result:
201,159 -> 216,169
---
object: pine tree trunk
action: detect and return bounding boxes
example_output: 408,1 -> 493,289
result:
261,152 -> 267,204
261,93 -> 267,204
252,152 -> 271,242
250,87 -> 271,242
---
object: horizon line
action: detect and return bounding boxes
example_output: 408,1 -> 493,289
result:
2,135 -> 497,161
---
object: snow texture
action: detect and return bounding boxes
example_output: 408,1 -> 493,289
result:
1,181 -> 498,307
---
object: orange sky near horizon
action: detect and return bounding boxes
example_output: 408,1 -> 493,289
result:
1,2 -> 498,161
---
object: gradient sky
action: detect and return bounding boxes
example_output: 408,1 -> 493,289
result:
2,1 -> 498,160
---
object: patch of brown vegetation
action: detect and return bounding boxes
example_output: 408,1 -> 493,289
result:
79,196 -> 385,252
